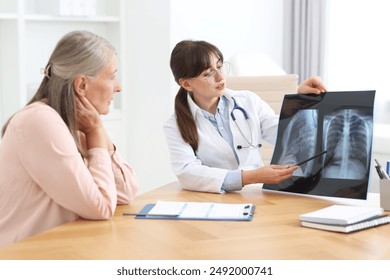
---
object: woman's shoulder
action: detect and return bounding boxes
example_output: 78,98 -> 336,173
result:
21,101 -> 57,114
11,102 -> 63,130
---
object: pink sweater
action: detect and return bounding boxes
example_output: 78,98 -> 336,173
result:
0,102 -> 138,248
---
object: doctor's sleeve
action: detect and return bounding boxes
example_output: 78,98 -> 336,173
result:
222,170 -> 243,192
163,118 -> 229,193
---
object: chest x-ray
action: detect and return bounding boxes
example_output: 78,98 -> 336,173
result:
263,90 -> 375,199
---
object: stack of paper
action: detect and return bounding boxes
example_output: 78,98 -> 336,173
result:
300,205 -> 390,233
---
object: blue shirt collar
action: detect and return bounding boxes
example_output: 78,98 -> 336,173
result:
186,89 -> 236,119
201,96 -> 228,119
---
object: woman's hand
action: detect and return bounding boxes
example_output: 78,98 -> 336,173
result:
242,165 -> 300,185
76,95 -> 103,135
297,76 -> 327,94
76,95 -> 113,150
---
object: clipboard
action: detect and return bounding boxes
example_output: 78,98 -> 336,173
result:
130,201 -> 255,221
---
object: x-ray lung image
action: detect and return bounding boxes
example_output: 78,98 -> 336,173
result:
322,109 -> 372,180
263,90 -> 376,200
276,109 -> 318,177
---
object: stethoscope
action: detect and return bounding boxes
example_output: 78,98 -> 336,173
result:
230,97 -> 262,150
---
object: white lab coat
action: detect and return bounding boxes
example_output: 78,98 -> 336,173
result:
163,88 -> 278,193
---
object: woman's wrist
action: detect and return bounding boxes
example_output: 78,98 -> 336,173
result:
84,126 -> 107,149
241,169 -> 259,186
84,123 -> 103,135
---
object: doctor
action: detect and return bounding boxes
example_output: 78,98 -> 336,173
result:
163,40 -> 326,193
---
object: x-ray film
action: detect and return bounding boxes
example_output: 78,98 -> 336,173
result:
263,90 -> 376,199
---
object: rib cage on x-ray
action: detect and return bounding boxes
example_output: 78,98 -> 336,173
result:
276,110 -> 318,176
264,91 -> 375,199
322,109 -> 372,180
276,108 -> 372,179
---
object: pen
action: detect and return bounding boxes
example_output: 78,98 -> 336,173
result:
294,151 -> 327,166
122,212 -> 179,217
374,159 -> 390,180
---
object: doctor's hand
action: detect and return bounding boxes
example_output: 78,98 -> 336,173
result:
297,76 -> 327,94
242,165 -> 300,186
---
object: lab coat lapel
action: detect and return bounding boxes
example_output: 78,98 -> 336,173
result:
187,93 -> 238,169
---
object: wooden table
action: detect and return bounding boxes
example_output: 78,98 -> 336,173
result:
1,182 -> 389,260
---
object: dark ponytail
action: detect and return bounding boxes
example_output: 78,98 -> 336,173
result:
170,40 -> 223,151
174,87 -> 198,151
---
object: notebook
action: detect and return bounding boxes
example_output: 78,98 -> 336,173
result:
301,215 -> 390,233
299,205 -> 384,226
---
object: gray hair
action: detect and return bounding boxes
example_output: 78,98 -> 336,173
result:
2,30 -> 116,149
